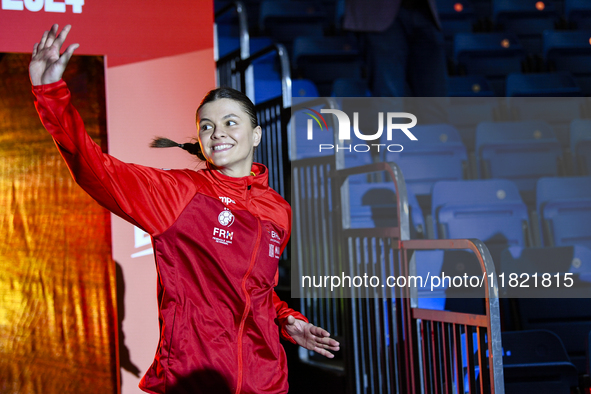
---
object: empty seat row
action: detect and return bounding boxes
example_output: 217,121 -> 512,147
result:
453,30 -> 591,95
292,113 -> 590,215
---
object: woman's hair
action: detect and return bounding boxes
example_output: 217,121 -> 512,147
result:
150,87 -> 259,160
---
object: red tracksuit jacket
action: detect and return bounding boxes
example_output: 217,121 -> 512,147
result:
33,80 -> 308,394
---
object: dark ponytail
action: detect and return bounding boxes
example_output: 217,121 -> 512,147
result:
150,137 -> 206,161
150,87 -> 258,161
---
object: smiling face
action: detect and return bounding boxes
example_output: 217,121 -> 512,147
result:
197,98 -> 262,178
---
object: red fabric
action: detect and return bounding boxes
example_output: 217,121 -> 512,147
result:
33,80 -> 308,394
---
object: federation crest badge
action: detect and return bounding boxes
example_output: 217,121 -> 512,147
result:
218,208 -> 235,227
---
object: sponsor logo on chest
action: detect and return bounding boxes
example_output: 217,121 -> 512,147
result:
219,196 -> 236,206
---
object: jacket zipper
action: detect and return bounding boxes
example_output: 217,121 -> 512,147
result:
235,217 -> 261,394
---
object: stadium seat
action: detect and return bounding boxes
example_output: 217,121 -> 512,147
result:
444,95 -> 500,153
259,0 -> 326,49
505,76 -> 584,147
500,245 -> 591,373
254,78 -> 318,105
493,0 -> 560,55
475,120 -> 564,205
437,0 -> 476,36
536,176 -> 591,249
454,32 -> 526,95
505,72 -> 582,97
217,36 -> 240,59
571,119 -> 591,176
446,75 -> 495,97
500,245 -> 591,297
331,78 -> 372,97
502,330 -> 580,393
431,179 -> 532,255
565,0 -> 591,30
292,36 -> 362,96
384,124 -> 469,214
436,0 -> 476,57
215,1 -> 241,38
292,79 -> 320,98
544,30 -> 591,95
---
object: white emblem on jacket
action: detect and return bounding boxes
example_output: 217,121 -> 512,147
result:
218,208 -> 235,227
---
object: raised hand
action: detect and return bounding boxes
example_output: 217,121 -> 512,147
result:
284,315 -> 340,358
29,24 -> 79,86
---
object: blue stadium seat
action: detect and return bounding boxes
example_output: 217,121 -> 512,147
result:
215,2 -> 241,38
217,36 -> 239,59
502,330 -> 579,393
254,78 -> 318,105
253,62 -> 280,82
384,124 -> 469,213
537,176 -> 591,249
431,179 -> 531,251
571,119 -> 591,176
437,0 -> 476,36
331,78 -> 372,97
565,0 -> 591,30
544,30 -> 591,95
254,79 -> 281,104
500,245 -> 591,296
501,245 -> 591,373
444,95 -> 500,152
454,32 -> 526,95
505,79 -> 584,147
446,75 -> 495,97
436,0 -> 476,57
292,36 -> 362,96
505,72 -> 582,97
493,0 -> 560,55
292,79 -> 319,98
475,120 -> 564,205
259,0 -> 326,48
250,36 -> 275,55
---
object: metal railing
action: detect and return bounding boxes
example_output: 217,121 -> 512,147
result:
214,0 -> 254,99
293,143 -> 505,392
400,238 -> 504,394
237,43 -> 292,198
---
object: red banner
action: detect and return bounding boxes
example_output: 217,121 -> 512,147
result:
0,0 -> 213,67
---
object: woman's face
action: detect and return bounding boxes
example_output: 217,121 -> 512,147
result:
197,98 -> 261,177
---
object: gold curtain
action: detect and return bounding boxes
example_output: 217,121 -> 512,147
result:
0,53 -> 117,393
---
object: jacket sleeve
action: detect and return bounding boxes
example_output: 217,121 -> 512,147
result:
33,80 -> 198,236
273,205 -> 308,344
273,288 -> 309,344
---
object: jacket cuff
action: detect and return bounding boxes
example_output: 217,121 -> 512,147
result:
277,313 -> 309,344
32,79 -> 66,94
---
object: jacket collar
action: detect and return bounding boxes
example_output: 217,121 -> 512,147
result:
203,161 -> 270,199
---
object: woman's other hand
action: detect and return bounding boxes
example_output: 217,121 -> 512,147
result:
30,24 -> 79,86
284,315 -> 340,358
